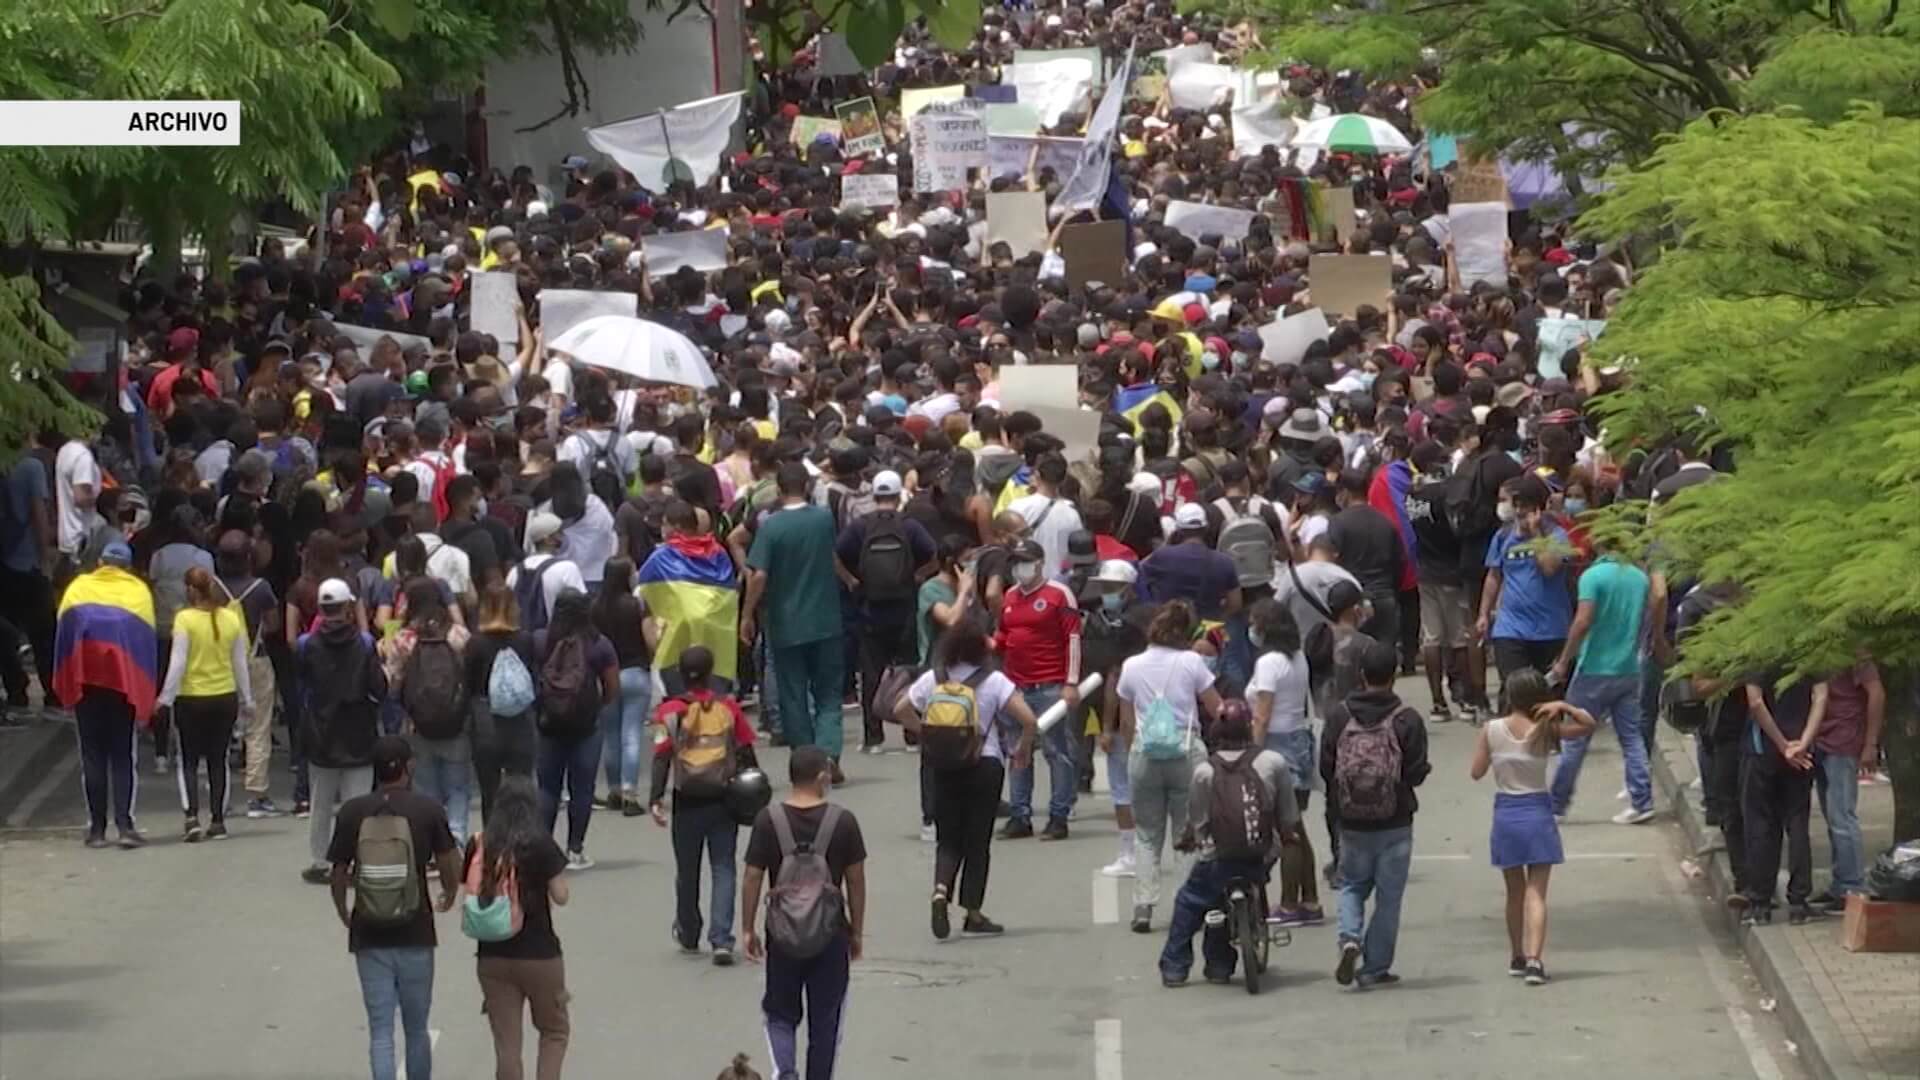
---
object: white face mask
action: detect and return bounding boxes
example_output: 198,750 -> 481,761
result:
474,496 -> 489,518
1013,561 -> 1043,587
1496,500 -> 1516,523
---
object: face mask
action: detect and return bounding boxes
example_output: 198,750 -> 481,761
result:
1013,561 -> 1042,587
1496,500 -> 1516,523
475,496 -> 489,518
1201,653 -> 1221,675
1200,353 -> 1220,371
1230,351 -> 1248,367
1101,592 -> 1124,613
1356,370 -> 1378,389
1563,497 -> 1588,516
1248,628 -> 1265,649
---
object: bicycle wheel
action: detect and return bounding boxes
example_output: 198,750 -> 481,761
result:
1235,893 -> 1262,994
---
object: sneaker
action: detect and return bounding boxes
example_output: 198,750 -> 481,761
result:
1788,904 -> 1822,926
292,800 -> 312,819
1099,854 -> 1137,878
84,833 -> 111,850
1611,808 -> 1655,825
1269,907 -> 1313,928
154,755 -> 171,777
1161,971 -> 1189,988
623,796 -> 646,817
300,864 -> 330,884
1000,820 -> 1033,840
1130,904 -> 1153,934
962,913 -> 1004,936
1740,907 -> 1773,927
206,821 -> 229,840
1508,956 -> 1527,978
1335,940 -> 1362,986
1808,891 -> 1847,914
1725,893 -> 1752,913
565,849 -> 594,871
1357,972 -> 1401,989
1523,960 -> 1549,986
860,744 -> 884,756
245,797 -> 284,819
116,827 -> 146,849
1459,703 -> 1481,726
183,819 -> 204,843
830,762 -> 847,786
903,742 -> 920,755
1296,904 -> 1326,926
1428,705 -> 1454,724
1616,788 -> 1631,801
712,946 -> 736,967
1688,777 -> 1704,794
593,793 -> 621,810
920,822 -> 937,843
673,924 -> 700,953
1868,768 -> 1892,785
1203,969 -> 1234,985
931,888 -> 951,940
1039,819 -> 1069,841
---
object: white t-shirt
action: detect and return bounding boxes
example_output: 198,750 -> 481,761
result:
404,449 -> 454,501
544,358 -> 574,402
1116,646 -> 1216,738
1008,492 -> 1084,582
416,533 -> 474,599
505,554 -> 587,621
1249,649 -> 1312,734
548,495 -> 617,584
1296,513 -> 1329,551
559,429 -> 638,486
906,662 -> 1019,761
54,440 -> 102,555
908,391 -> 962,424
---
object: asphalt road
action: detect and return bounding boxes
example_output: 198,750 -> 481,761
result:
0,677 -> 1804,1080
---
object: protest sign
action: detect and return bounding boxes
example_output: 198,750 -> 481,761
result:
984,103 -> 1042,136
901,85 -> 965,118
1153,43 -> 1215,67
1535,317 -> 1607,379
644,229 -> 730,277
1320,184 -> 1357,244
910,100 -> 985,193
834,97 -> 883,156
997,365 -> 1099,462
470,271 -> 520,346
537,289 -> 637,341
1060,220 -> 1126,292
790,116 -> 840,148
1307,254 -> 1391,316
1451,201 -> 1508,287
840,172 -> 897,210
987,191 -> 1049,257
1167,60 -> 1235,110
971,84 -> 1018,104
1008,58 -> 1094,126
1256,307 -> 1330,367
1014,47 -> 1105,89
585,91 -> 743,188
1453,155 -> 1508,204
335,322 -> 433,355
986,134 -> 1082,182
1131,74 -> 1168,104
1165,200 -> 1256,243
1230,100 -> 1294,158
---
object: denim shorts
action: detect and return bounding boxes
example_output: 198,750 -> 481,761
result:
1264,727 -> 1316,795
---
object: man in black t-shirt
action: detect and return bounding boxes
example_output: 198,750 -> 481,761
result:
1404,442 -> 1472,723
1740,672 -> 1824,924
327,737 -> 459,1080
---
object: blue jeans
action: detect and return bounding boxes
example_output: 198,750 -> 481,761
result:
773,637 -> 845,759
1007,685 -> 1075,826
410,733 -> 473,846
1159,856 -> 1268,980
537,732 -> 602,854
354,946 -> 434,1080
602,666 -> 651,796
671,799 -> 739,948
1551,672 -> 1651,815
1814,750 -> 1864,895
1220,612 -> 1254,700
1337,826 -> 1413,982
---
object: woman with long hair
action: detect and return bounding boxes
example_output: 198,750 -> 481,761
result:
1115,599 -> 1224,934
1469,667 -> 1595,985
535,591 -> 619,869
462,776 -> 572,1079
376,534 -> 465,639
1247,598 -> 1322,926
156,566 -> 254,842
286,528 -> 364,646
589,556 -> 651,815
467,584 -> 541,822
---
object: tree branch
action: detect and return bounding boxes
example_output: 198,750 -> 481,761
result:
1882,0 -> 1901,30
516,0 -> 593,134
99,2 -> 167,26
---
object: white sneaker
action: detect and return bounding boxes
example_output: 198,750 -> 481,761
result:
1688,777 -> 1704,793
1616,788 -> 1631,801
1100,854 -> 1137,878
920,823 -> 936,843
566,849 -> 595,871
1611,808 -> 1655,826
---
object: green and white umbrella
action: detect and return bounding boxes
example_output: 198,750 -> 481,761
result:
1289,114 -> 1413,155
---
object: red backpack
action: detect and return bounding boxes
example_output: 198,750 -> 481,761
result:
423,454 -> 458,523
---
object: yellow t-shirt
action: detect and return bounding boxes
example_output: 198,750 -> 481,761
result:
177,607 -> 244,698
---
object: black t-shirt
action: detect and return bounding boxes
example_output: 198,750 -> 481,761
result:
460,834 -> 568,959
668,454 -> 722,514
1403,477 -> 1461,586
1327,505 -> 1403,598
465,629 -> 539,703
326,787 -> 456,952
592,592 -> 651,669
445,516 -> 518,589
745,801 -> 867,889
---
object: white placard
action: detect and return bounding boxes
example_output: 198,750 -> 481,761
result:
1165,200 -> 1257,243
1154,43 -> 1216,67
537,289 -> 638,341
1167,60 -> 1237,110
910,101 -> 986,194
986,191 -> 1049,257
1451,201 -> 1509,287
1231,100 -> 1295,158
997,365 -> 1100,463
1257,307 -> 1331,367
334,322 -> 432,355
1008,58 -> 1094,127
840,173 -> 898,209
987,134 -> 1083,181
643,229 -> 730,278
469,271 -> 520,346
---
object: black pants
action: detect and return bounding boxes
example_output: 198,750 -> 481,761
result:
670,798 -> 737,949
77,687 -> 138,835
474,708 -> 537,823
1741,751 -> 1812,909
1492,638 -> 1565,709
151,630 -> 174,761
0,565 -> 55,707
173,693 -> 236,822
857,618 -> 915,748
1396,586 -> 1420,668
932,756 -> 1004,911
763,936 -> 850,1080
1359,591 -> 1400,652
1707,735 -> 1746,892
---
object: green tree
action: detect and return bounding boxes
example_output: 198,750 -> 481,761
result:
1579,105 -> 1920,842
744,0 -> 980,69
0,277 -> 100,467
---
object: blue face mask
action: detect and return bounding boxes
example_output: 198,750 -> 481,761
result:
1101,593 -> 1124,613
1201,653 -> 1221,675
1201,353 -> 1221,371
1564,497 -> 1588,516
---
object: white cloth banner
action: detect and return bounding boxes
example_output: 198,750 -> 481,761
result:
910,101 -> 986,193
469,271 -> 520,346
1165,200 -> 1256,242
585,91 -> 743,189
1059,45 -> 1134,213
1257,307 -> 1331,367
1452,201 -> 1509,287
537,289 -> 638,341
1008,58 -> 1094,127
986,134 -> 1083,182
1231,100 -> 1295,158
643,229 -> 729,277
840,173 -> 898,209
1167,60 -> 1236,110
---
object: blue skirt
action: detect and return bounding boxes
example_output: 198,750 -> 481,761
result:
1490,791 -> 1564,869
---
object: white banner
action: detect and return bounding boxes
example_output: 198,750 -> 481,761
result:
1451,201 -> 1509,287
840,173 -> 898,209
1164,200 -> 1256,242
986,135 -> 1083,182
334,323 -> 432,355
1167,60 -> 1236,110
911,101 -> 986,193
585,91 -> 743,188
1230,100 -> 1295,158
1059,45 -> 1135,213
1256,307 -> 1331,366
643,229 -> 730,277
537,289 -> 638,341
469,271 -> 520,346
1008,58 -> 1094,127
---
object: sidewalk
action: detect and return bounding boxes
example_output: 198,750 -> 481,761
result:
1649,732 -> 1920,1080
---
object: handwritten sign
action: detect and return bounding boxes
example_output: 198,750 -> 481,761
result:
911,101 -> 986,193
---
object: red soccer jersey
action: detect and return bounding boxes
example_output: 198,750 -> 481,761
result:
995,580 -> 1081,689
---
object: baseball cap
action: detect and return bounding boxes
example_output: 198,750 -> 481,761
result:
872,470 -> 904,498
525,511 -> 564,547
317,578 -> 354,607
561,154 -> 591,171
1325,580 -> 1366,616
166,326 -> 200,357
1093,559 -> 1138,586
100,540 -> 134,566
1495,382 -> 1535,409
1172,503 -> 1208,531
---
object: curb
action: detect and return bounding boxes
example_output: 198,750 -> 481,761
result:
0,721 -> 76,827
1648,740 -> 1871,1080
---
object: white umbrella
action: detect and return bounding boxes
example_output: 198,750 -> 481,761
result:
1288,113 -> 1413,155
545,315 -> 717,389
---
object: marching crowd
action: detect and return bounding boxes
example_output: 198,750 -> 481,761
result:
3,2 -> 1897,1078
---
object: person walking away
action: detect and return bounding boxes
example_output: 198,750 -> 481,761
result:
1545,535 -> 1652,825
1246,598 -> 1323,926
994,539 -> 1083,841
1139,503 -> 1243,623
1469,668 -> 1595,985
506,512 -> 586,632
1158,702 -> 1301,986
214,530 -> 284,817
462,776 -> 571,1080
387,582 -> 474,845
836,470 -> 936,754
53,541 -> 158,848
1476,477 -> 1572,693
1810,657 -> 1883,911
149,505 -> 215,775
327,736 -> 459,1080
741,747 -> 868,1080
1740,674 -> 1826,925
897,618 -> 1038,938
1116,600 -> 1224,933
1082,560 -> 1146,877
157,567 -> 254,842
591,557 -> 653,815
1403,441 -> 1473,723
1205,460 -> 1285,698
641,499 -> 741,696
1327,469 -> 1405,649
914,536 -> 979,840
534,591 -> 618,869
0,445 -> 56,723
649,645 -> 760,964
465,584 -> 540,823
1319,639 -> 1430,989
743,464 -> 846,777
298,579 -> 387,883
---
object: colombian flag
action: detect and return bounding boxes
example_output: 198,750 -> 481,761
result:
1368,459 -> 1420,593
1114,382 -> 1184,435
54,567 -> 159,725
638,533 -> 740,681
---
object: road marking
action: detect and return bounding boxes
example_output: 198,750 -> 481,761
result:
1091,871 -> 1118,925
1655,851 -> 1785,1080
395,1028 -> 441,1080
1094,1018 -> 1123,1080
5,754 -> 75,829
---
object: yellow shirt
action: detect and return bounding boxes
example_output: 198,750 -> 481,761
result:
177,607 -> 244,698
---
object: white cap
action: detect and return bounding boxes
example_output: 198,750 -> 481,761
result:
526,511 -> 564,547
872,470 -> 904,498
317,578 -> 354,607
1093,559 -> 1138,586
764,309 -> 792,337
1173,503 -> 1208,531
526,200 -> 549,219
1128,472 -> 1163,496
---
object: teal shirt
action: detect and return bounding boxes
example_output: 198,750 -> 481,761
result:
1575,557 -> 1650,677
917,576 -> 957,667
747,504 -> 843,649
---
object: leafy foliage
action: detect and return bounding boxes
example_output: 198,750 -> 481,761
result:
750,0 -> 979,69
0,276 -> 100,468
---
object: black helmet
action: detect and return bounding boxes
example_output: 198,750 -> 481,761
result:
723,766 -> 773,827
1009,538 -> 1045,565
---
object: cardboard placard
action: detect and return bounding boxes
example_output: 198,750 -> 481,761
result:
1166,60 -> 1236,110
1453,154 -> 1508,205
834,97 -> 883,156
996,365 -> 1100,463
986,191 -> 1049,257
334,322 -> 433,355
901,85 -> 965,118
1008,58 -> 1094,126
984,102 -> 1043,136
1256,307 -> 1331,367
1153,43 -> 1216,67
1306,254 -> 1391,317
1164,200 -> 1256,243
537,288 -> 638,340
1060,219 -> 1127,292
643,229 -> 730,277
840,172 -> 898,210
791,115 -> 841,148
470,271 -> 521,347
1451,200 -> 1509,287
986,134 -> 1083,181
910,100 -> 985,194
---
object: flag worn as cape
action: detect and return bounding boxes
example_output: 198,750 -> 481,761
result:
1368,459 -> 1419,592
54,566 -> 159,725
637,533 -> 740,680
1114,382 -> 1185,434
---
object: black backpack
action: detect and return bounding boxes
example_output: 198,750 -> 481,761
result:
857,510 -> 916,603
539,633 -> 601,738
513,557 -> 553,633
1207,751 -> 1276,861
300,631 -> 380,765
578,432 -> 628,511
401,632 -> 469,740
1445,453 -> 1500,539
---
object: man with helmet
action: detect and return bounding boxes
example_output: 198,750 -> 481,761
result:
1083,560 -> 1149,877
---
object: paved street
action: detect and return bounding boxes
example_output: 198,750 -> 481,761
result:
0,678 -> 1804,1080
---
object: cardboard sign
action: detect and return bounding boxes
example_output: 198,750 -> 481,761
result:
1060,219 -> 1127,292
834,97 -> 883,156
1320,184 -> 1357,244
1453,154 -> 1508,205
986,134 -> 1082,182
997,365 -> 1100,462
791,115 -> 841,148
537,289 -> 638,341
1451,200 -> 1509,287
1535,317 -> 1607,379
644,229 -> 730,278
901,85 -> 965,118
1008,58 -> 1094,126
1256,307 -> 1331,367
1165,200 -> 1256,243
986,191 -> 1049,257
1307,254 -> 1391,317
1130,74 -> 1168,104
469,271 -> 520,346
840,172 -> 898,210
334,322 -> 433,355
1153,43 -> 1215,67
910,100 -> 985,193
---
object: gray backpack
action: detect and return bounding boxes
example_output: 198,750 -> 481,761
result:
765,804 -> 847,959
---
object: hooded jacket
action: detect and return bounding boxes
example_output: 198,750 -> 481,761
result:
295,617 -> 386,769
1319,688 -> 1430,832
